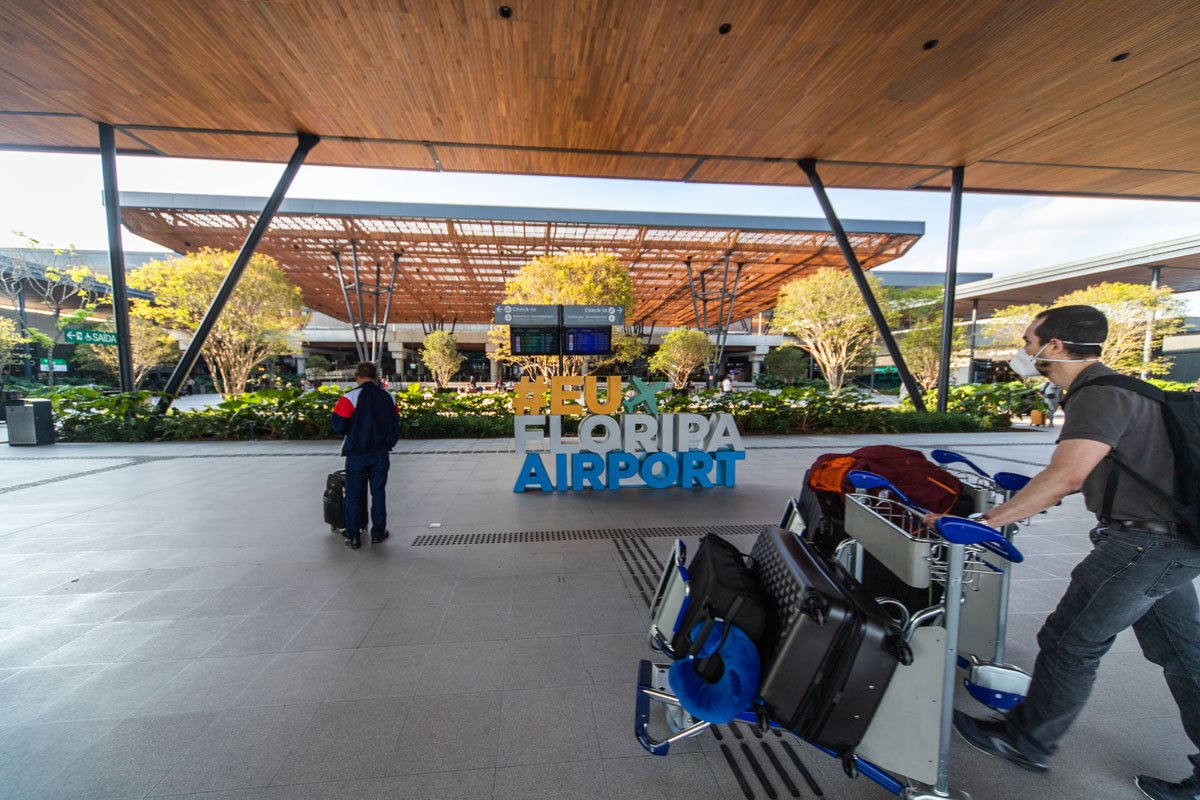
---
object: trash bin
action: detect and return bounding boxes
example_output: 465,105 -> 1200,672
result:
0,396 -> 26,423
7,399 -> 55,446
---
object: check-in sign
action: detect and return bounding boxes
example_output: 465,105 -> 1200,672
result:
493,304 -> 559,325
64,328 -> 118,346
562,305 -> 624,325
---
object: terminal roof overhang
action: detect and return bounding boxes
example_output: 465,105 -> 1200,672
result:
2,2 -> 1199,201
953,235 -> 1200,318
117,192 -> 923,325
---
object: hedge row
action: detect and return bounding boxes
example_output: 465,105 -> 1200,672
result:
39,384 -> 1005,443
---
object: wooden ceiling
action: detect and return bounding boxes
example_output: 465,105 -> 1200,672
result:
118,194 -> 921,325
1,1 -> 1198,199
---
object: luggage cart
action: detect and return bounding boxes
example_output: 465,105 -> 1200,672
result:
633,510 -> 1024,800
843,471 -> 1024,799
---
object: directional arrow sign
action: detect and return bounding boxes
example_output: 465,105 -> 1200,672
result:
562,305 -> 624,325
493,304 -> 559,325
64,328 -> 118,346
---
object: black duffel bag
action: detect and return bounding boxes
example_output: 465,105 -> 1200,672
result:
670,533 -> 769,662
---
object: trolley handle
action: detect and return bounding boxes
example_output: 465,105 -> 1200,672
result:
933,517 -> 1024,563
845,470 -> 925,513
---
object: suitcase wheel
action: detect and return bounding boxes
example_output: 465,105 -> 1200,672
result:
840,750 -> 858,779
885,634 -> 915,666
801,595 -> 829,625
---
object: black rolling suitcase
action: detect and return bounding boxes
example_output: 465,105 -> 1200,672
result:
323,470 -> 366,534
750,526 -> 911,775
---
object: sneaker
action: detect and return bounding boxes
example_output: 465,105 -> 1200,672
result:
953,710 -> 1048,773
1135,773 -> 1200,800
344,534 -> 361,550
371,530 -> 390,544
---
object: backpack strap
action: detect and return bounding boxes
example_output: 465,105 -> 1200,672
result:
1068,376 -> 1177,519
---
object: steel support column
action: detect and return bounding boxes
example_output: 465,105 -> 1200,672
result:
798,159 -> 926,411
936,166 -> 965,412
99,123 -> 135,392
968,300 -> 979,380
1141,265 -> 1162,380
17,283 -> 32,379
156,133 -> 318,413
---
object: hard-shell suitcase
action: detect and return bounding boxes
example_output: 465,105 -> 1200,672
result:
669,533 -> 769,659
750,526 -> 911,770
323,470 -> 366,533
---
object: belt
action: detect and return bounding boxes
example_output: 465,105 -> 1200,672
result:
1100,517 -> 1183,535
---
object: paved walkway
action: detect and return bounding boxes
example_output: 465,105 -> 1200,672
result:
0,429 -> 1192,800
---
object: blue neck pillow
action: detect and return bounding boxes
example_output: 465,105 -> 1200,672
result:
668,620 -> 760,724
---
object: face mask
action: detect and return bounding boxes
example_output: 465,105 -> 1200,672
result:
1011,341 -> 1104,378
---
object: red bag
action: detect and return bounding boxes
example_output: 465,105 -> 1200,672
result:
848,445 -> 962,514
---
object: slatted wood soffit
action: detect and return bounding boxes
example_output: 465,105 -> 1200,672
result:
1,1 -> 1198,200
118,203 -> 919,325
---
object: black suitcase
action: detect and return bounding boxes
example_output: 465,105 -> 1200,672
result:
799,479 -> 945,617
323,470 -> 366,533
750,526 -> 911,772
669,533 -> 769,660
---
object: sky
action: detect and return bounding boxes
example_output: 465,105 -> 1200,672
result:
2,150 -> 1197,297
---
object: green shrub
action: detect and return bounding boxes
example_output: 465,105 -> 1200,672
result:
900,381 -> 1038,429
46,382 -> 997,442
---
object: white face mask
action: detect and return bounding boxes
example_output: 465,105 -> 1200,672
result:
1011,341 -> 1104,378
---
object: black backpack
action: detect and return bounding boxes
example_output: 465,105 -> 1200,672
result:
1072,375 -> 1200,540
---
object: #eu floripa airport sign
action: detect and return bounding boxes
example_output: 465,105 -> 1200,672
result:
510,375 -> 746,493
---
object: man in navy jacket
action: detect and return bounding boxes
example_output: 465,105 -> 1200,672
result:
330,362 -> 401,549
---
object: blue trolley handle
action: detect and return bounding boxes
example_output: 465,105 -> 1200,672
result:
933,516 -> 1024,563
845,470 -> 926,513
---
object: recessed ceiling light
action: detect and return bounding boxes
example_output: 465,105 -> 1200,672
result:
922,39 -> 939,50
498,5 -> 512,18
718,23 -> 732,35
1111,52 -> 1130,62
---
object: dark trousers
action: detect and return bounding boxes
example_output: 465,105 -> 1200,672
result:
344,452 -> 389,538
1009,525 -> 1200,776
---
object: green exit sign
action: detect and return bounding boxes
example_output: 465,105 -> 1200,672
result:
64,328 -> 118,346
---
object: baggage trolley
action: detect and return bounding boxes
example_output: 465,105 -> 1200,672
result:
633,508 -> 1025,800
842,470 -> 1025,799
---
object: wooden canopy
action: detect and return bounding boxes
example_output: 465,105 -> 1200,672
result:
118,193 -> 922,325
2,1 -> 1198,200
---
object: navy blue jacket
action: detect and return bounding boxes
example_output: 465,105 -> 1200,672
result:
330,381 -> 401,457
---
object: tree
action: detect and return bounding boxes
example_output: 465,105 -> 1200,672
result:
889,286 -> 968,392
488,251 -> 642,377
7,236 -> 110,387
649,329 -> 715,390
763,345 -> 810,384
0,317 -> 27,387
129,248 -> 307,395
74,318 -> 180,389
421,330 -> 467,388
984,302 -> 1047,356
772,268 -> 885,394
1053,282 -> 1185,376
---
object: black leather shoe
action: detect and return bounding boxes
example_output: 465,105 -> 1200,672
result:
344,534 -> 361,550
371,530 -> 390,544
953,711 -> 1048,773
1135,773 -> 1200,800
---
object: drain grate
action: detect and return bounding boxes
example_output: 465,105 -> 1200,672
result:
411,524 -> 763,546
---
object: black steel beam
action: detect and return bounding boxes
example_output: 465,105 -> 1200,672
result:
798,159 -> 926,411
936,166 -> 965,412
155,133 -> 318,412
99,124 -> 135,392
17,283 -> 32,379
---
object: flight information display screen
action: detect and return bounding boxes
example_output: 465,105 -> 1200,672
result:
510,326 -> 560,355
563,326 -> 613,356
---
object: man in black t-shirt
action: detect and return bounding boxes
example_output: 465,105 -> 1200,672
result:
947,306 -> 1200,800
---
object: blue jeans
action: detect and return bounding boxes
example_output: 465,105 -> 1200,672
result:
1008,525 -> 1200,775
344,452 -> 390,538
